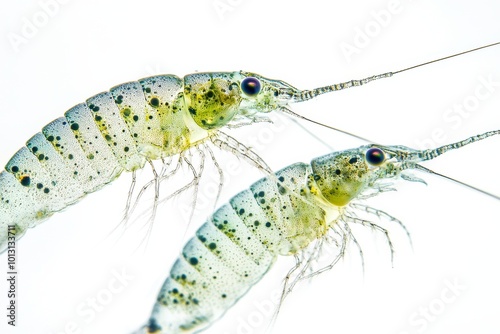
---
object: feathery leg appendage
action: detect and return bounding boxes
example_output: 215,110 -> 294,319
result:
350,202 -> 413,248
203,143 -> 225,213
212,131 -> 273,175
343,215 -> 395,268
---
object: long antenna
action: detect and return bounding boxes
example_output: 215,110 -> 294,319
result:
295,42 -> 500,101
393,42 -> 500,75
289,43 -> 499,199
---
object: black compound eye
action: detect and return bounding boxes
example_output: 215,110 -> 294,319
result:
240,77 -> 261,96
366,147 -> 385,166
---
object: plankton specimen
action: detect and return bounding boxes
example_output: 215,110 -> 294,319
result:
0,43 -> 497,253
135,130 -> 499,334
1,3 -> 499,333
0,69 -> 398,252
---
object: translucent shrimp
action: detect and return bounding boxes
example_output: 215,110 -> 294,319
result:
1,41 -> 499,254
135,130 -> 499,334
2,2 -> 499,333
0,69 -> 404,253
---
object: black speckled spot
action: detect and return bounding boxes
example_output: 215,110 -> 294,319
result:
189,257 -> 199,265
36,183 -> 43,189
124,146 -> 129,152
44,188 -> 50,194
349,157 -> 358,164
133,115 -> 139,122
20,176 -> 31,187
150,97 -> 160,107
313,174 -> 321,181
188,107 -> 197,115
335,169 -> 341,175
70,123 -> 79,131
47,135 -> 54,142
95,115 -> 102,121
11,166 -> 19,173
265,222 -> 271,227
208,242 -> 217,250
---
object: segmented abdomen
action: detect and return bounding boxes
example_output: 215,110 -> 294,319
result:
0,75 -> 206,252
146,163 -> 328,333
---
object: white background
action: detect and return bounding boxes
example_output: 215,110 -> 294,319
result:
0,1 -> 499,334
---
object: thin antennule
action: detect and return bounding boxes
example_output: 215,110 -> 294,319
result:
414,164 -> 500,201
294,41 -> 500,102
416,130 -> 500,162
280,106 -> 373,143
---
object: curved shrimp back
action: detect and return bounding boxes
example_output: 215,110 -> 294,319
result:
0,70 -> 388,253
136,130 -> 498,334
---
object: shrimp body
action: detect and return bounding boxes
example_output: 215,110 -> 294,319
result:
140,130 -> 499,334
0,71 -> 352,252
144,162 -> 331,334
